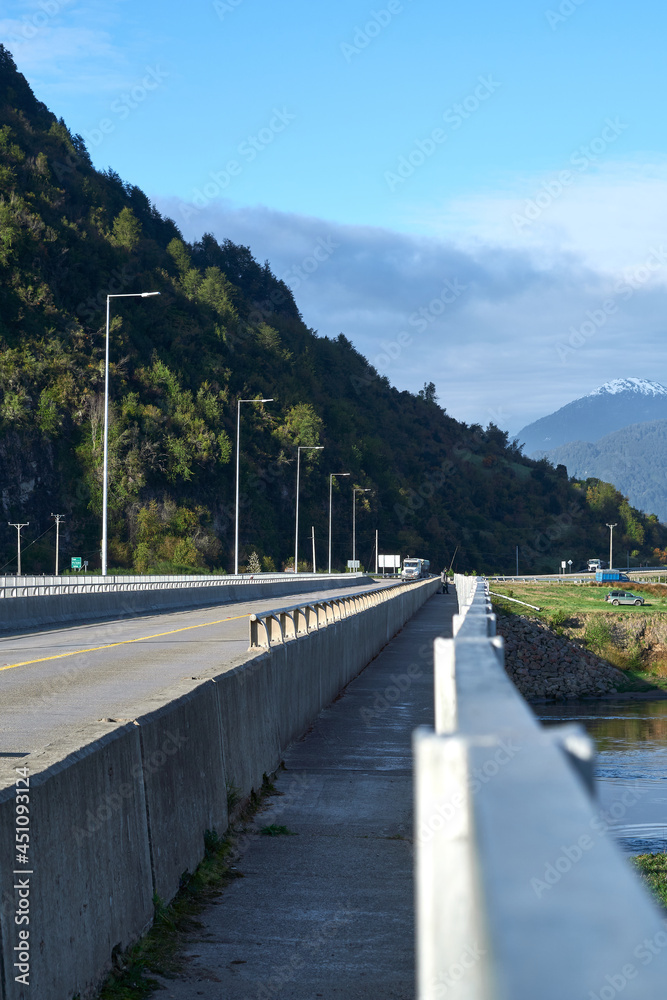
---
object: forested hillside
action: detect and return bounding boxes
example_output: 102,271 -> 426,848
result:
1,44 -> 665,575
538,419 -> 667,524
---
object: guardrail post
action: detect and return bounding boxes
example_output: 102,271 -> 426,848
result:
414,728 -> 493,1000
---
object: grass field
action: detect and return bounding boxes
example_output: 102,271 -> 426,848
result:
489,581 -> 667,619
490,581 -> 667,692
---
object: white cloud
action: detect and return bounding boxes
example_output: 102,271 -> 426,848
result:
0,1 -> 135,95
419,159 -> 667,278
154,170 -> 667,435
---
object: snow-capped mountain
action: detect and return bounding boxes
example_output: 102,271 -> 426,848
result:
518,378 -> 667,455
589,378 -> 667,398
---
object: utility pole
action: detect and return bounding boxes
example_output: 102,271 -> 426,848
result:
51,513 -> 65,575
8,522 -> 29,577
375,529 -> 379,575
311,526 -> 316,574
606,523 -> 617,571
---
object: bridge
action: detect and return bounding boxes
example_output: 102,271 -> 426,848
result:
1,574 -> 666,998
0,572 -> 437,999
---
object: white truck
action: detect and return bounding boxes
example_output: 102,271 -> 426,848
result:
401,557 -> 430,580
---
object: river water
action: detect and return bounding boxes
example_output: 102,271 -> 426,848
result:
537,698 -> 667,855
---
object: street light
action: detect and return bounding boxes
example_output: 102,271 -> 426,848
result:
352,488 -> 371,570
234,397 -> 274,575
102,291 -> 160,576
606,523 -> 617,571
328,473 -> 350,574
294,445 -> 323,574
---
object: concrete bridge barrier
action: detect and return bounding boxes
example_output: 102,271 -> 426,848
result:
0,576 -> 439,999
0,572 -> 373,632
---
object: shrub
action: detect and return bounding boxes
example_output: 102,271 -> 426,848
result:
584,619 -> 613,653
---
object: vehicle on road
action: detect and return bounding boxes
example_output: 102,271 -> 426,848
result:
605,590 -> 645,606
587,558 -> 608,571
401,557 -> 430,580
596,571 -> 630,582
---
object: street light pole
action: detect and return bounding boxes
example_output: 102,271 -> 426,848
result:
8,522 -> 28,577
51,513 -> 65,575
294,445 -> 323,574
234,397 -> 274,575
352,488 -> 371,570
102,291 -> 160,576
328,473 -> 350,574
606,523 -> 617,571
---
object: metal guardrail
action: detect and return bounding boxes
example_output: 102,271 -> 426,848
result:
490,571 -> 667,584
249,581 -> 404,647
0,571 -> 362,600
414,574 -> 667,999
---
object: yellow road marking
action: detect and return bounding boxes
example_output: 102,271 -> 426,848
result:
0,613 -> 250,672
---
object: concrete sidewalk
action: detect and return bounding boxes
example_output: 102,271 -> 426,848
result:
156,592 -> 455,1000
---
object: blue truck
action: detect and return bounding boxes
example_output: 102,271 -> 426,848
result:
595,571 -> 630,582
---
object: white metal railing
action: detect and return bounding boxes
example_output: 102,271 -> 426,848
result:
249,581 -> 405,647
414,574 -> 667,999
0,571 -> 363,600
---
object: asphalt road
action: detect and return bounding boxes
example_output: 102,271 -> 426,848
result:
0,580 -> 398,756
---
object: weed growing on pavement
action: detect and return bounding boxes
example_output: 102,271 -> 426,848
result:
95,774 -> 279,999
260,823 -> 297,836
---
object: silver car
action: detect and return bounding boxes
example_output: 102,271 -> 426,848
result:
605,590 -> 644,606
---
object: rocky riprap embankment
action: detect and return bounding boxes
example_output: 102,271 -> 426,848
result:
496,614 -> 626,702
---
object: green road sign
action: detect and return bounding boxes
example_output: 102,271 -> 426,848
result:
71,557 -> 82,570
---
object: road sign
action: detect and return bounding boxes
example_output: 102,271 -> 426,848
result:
347,560 -> 360,569
379,555 -> 401,568
71,557 -> 82,570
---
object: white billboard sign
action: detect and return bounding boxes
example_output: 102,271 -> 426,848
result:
379,555 -> 401,568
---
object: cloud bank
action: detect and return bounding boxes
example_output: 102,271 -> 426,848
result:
155,162 -> 667,434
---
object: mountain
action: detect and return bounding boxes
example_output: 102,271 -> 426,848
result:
518,378 -> 667,455
1,43 -> 667,575
539,419 -> 667,523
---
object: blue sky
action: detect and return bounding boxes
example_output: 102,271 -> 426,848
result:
4,0 -> 667,433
